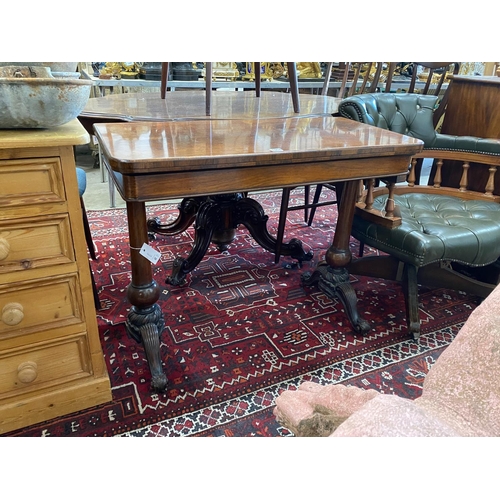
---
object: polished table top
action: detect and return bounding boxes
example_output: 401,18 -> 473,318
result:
95,117 -> 422,171
94,116 -> 423,199
81,91 -> 341,123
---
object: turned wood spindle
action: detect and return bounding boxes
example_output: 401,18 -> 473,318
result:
384,182 -> 396,218
365,179 -> 375,210
433,159 -> 443,188
408,158 -> 417,187
356,179 -> 365,204
459,161 -> 470,192
485,165 -> 497,197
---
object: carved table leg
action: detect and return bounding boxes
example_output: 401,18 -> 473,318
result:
125,201 -> 167,391
234,196 -> 313,263
166,197 -> 220,286
302,181 -> 370,335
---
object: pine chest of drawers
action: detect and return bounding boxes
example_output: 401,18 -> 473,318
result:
0,120 -> 111,434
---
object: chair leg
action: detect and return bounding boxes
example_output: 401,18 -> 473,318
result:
304,185 -> 310,223
276,187 -> 292,263
205,62 -> 212,116
358,242 -> 365,257
80,196 -> 101,309
307,184 -> 324,226
402,263 -> 421,339
160,62 -> 169,99
254,62 -> 261,97
89,260 -> 101,310
286,62 -> 300,113
80,197 -> 97,260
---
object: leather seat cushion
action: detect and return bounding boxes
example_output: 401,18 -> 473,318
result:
352,193 -> 500,268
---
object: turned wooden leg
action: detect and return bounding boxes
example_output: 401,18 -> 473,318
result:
124,201 -> 167,391
302,180 -> 370,335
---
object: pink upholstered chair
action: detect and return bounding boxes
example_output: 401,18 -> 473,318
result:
274,283 -> 500,437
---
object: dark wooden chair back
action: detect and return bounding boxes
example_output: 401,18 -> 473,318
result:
321,62 -> 384,97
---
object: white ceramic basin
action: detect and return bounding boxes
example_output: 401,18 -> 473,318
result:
0,65 -> 91,129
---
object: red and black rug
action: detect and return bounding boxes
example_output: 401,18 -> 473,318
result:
5,189 -> 480,437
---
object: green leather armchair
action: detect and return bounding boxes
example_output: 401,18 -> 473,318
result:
338,92 -> 500,339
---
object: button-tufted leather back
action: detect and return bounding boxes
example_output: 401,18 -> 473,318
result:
339,93 -> 439,148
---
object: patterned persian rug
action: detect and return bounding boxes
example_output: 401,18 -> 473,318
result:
5,189 -> 480,437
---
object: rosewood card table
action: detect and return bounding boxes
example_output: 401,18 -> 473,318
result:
94,113 -> 423,391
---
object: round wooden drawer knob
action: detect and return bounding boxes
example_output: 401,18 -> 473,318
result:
0,237 -> 10,261
17,361 -> 38,384
2,302 -> 24,326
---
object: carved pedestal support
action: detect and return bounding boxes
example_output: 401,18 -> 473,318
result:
147,193 -> 313,286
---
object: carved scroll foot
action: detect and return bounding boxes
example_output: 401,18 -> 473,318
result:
126,304 -> 167,392
302,263 -> 371,336
167,256 -> 192,286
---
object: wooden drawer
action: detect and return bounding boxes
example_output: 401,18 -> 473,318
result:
0,214 -> 75,274
0,157 -> 65,216
0,333 -> 92,399
0,274 -> 83,339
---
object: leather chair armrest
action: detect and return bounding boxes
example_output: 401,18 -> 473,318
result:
431,134 -> 500,156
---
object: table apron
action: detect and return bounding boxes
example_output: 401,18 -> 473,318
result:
110,155 -> 411,202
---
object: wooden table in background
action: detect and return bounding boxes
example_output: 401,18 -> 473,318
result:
94,114 -> 423,391
79,90 -> 341,128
